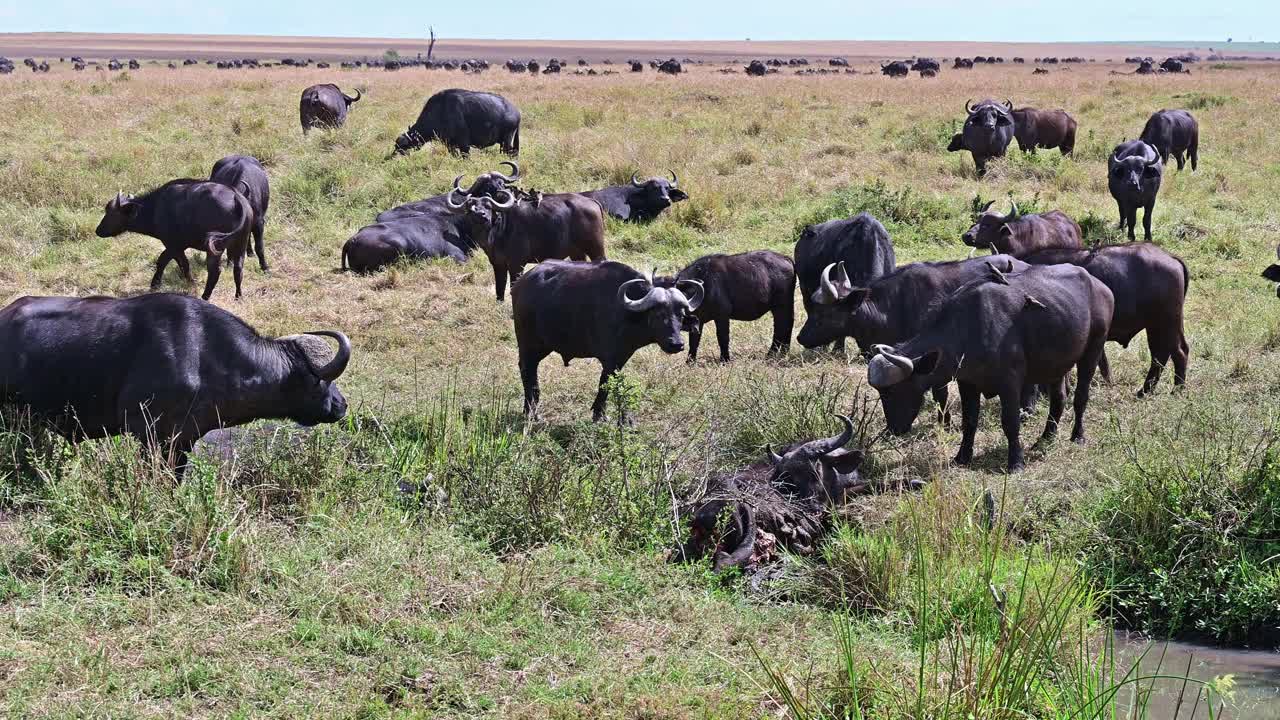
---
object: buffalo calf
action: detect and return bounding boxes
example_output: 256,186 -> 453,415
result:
676,250 -> 795,363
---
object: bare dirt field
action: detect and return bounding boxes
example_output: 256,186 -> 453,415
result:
0,31 -> 1255,63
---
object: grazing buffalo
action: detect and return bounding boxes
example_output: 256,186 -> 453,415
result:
1108,140 -> 1163,241
658,59 -> 682,74
961,201 -> 1083,257
1140,109 -> 1199,171
868,264 -> 1114,471
299,84 -> 361,133
911,58 -> 940,72
394,89 -> 521,156
795,213 -> 896,352
676,251 -> 795,363
95,181 -> 255,300
1023,244 -> 1189,395
0,293 -> 351,468
953,57 -> 974,69
880,61 -> 910,77
210,154 -> 270,272
581,172 -> 688,222
947,99 -> 1016,176
1011,107 -> 1077,154
449,182 -> 607,301
1033,68 -> 1050,75
512,261 -> 703,421
1262,247 -> 1280,298
341,214 -> 472,272
670,416 -> 866,572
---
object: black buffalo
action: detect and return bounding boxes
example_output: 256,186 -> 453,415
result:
1108,140 -> 1163,241
341,214 -> 472,272
795,213 -> 896,352
581,172 -> 688,222
868,264 -> 1114,471
299,84 -> 361,134
658,59 -> 682,75
0,293 -> 351,468
1159,58 -> 1188,74
745,60 -> 767,76
880,61 -> 910,77
948,99 -> 1016,176
953,57 -> 974,69
1262,247 -> 1280,298
394,89 -> 521,156
677,251 -> 795,363
512,261 -> 703,421
375,164 -> 519,223
449,180 -> 607,301
1140,109 -> 1199,171
962,201 -> 1083,257
95,180 -> 255,300
210,154 -> 270,272
1011,107 -> 1077,154
911,58 -> 940,72
1023,244 -> 1189,395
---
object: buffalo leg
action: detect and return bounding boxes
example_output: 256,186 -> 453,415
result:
150,249 -> 175,289
831,337 -> 846,356
1174,152 -> 1185,171
1035,379 -> 1067,447
591,362 -> 621,423
1141,202 -> 1154,241
931,383 -> 951,428
1172,334 -> 1190,389
1098,349 -> 1112,383
769,305 -> 793,357
493,262 -> 509,302
1189,142 -> 1198,172
201,252 -> 222,300
519,351 -> 548,418
1020,381 -> 1040,415
172,251 -> 194,282
954,381 -> 981,466
1116,202 -> 1127,230
1071,343 -> 1104,444
1125,207 -> 1139,241
999,387 -> 1025,472
686,317 -> 703,364
231,253 -> 245,299
715,317 -> 731,362
253,222 -> 268,272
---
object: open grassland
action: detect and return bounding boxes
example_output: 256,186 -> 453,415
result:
2,61 -> 1280,718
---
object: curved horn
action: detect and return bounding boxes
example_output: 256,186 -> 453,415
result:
1004,98 -> 1013,111
114,190 -> 124,205
881,61 -> 889,69
965,99 -> 973,113
344,89 -> 361,103
306,331 -> 352,381
453,174 -> 468,192
489,189 -> 517,209
618,278 -> 660,312
981,199 -> 996,213
1144,144 -> 1161,167
867,347 -> 914,388
446,188 -> 468,209
1007,200 -> 1019,219
1111,149 -> 1123,164
767,446 -> 784,464
493,161 -> 520,182
815,262 -> 839,305
631,172 -> 645,187
676,279 -> 705,311
668,169 -> 678,186
804,415 -> 855,456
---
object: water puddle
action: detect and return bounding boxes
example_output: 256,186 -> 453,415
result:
1115,631 -> 1280,719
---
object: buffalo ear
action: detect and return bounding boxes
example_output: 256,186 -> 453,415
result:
947,133 -> 964,152
823,448 -> 865,474
669,188 -> 689,202
912,350 -> 941,376
841,287 -> 871,311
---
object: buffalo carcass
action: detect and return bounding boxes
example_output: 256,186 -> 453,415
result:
210,154 -> 270,272
1261,247 -> 1280,298
512,261 -> 703,421
867,263 -> 1114,472
947,99 -> 1016,176
1011,106 -> 1077,155
95,181 -> 255,300
1022,244 -> 1189,395
670,416 -> 866,573
580,172 -> 688,222
394,89 -> 521,156
299,84 -> 361,133
798,255 -> 1028,420
795,213 -> 896,353
676,251 -> 795,363
880,60 -> 910,77
448,179 -> 607,301
0,293 -> 351,468
1140,109 -> 1199,171
961,201 -> 1083,257
1108,140 -> 1163,241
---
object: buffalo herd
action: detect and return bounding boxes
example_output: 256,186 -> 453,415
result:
0,53 -> 1250,573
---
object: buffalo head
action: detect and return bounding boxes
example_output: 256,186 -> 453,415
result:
95,191 -> 140,237
964,98 -> 1015,131
1109,142 -> 1162,194
765,414 -> 865,501
961,199 -> 1021,249
867,344 -> 943,435
393,128 -> 426,155
797,261 -> 869,349
630,170 -> 687,212
278,331 -> 352,426
618,273 -> 704,354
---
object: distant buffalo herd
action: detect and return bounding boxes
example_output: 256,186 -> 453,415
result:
0,51 -> 1268,571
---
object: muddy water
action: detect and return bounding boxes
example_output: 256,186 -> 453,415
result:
1115,632 -> 1280,719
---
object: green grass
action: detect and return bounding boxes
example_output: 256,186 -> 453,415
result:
3,60 -> 1280,717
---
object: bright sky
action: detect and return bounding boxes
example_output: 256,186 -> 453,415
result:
0,1 -> 1275,43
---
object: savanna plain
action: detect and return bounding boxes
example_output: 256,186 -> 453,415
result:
1,55 -> 1279,718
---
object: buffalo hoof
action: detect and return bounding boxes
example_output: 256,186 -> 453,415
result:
1006,462 -> 1025,473
952,452 -> 973,466
1071,435 -> 1087,445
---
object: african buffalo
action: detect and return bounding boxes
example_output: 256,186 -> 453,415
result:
962,201 -> 1082,257
1159,58 -> 1188,74
449,180 -> 607,301
795,213 -> 896,352
376,163 -> 519,223
394,89 -> 521,157
953,57 -> 974,69
210,154 -> 270,272
947,99 -> 1016,176
868,263 -> 1114,471
1011,107 -> 1077,154
1140,109 -> 1199,171
512,261 -> 703,421
658,59 -> 682,74
95,180 -> 255,300
670,416 -> 865,572
745,60 -> 767,76
880,61 -> 909,77
676,251 -> 795,363
0,293 -> 351,468
1262,247 -> 1280,298
299,83 -> 361,133
1108,140 -> 1163,241
911,58 -> 940,72
581,172 -> 688,222
1023,244 -> 1189,395
341,214 -> 472,272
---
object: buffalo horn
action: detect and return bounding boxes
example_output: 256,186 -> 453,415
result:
631,172 -> 645,187
453,174 -> 467,191
676,279 -> 705,311
288,330 -> 352,381
767,446 -> 784,464
867,345 -> 914,388
1007,199 -> 1019,219
494,161 -> 520,182
344,89 -> 361,104
489,189 -> 517,209
965,99 -> 973,113
446,188 -> 467,209
1004,98 -> 1013,111
618,278 -> 659,312
668,169 -> 678,186
803,415 -> 854,456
